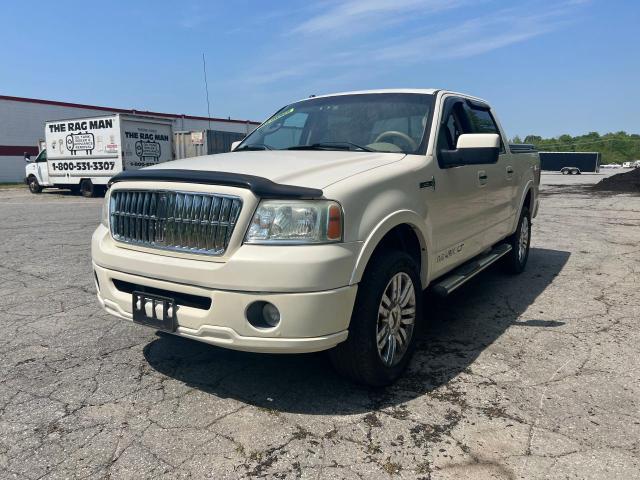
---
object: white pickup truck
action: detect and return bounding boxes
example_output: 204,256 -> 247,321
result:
92,89 -> 539,386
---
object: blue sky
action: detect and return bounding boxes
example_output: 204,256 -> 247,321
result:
1,0 -> 638,138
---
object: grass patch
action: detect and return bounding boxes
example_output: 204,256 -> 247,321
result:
0,182 -> 24,189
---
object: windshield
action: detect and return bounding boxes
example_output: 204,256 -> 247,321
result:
238,93 -> 434,154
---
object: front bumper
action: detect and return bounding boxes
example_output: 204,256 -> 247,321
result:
94,262 -> 357,353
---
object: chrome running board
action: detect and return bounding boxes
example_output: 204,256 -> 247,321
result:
432,243 -> 512,297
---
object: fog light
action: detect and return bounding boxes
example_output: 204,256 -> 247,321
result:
246,301 -> 281,329
262,303 -> 280,327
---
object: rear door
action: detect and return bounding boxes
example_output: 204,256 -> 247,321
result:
427,96 -> 489,278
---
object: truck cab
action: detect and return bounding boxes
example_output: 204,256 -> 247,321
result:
24,148 -> 50,193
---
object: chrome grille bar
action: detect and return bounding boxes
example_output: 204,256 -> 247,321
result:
110,190 -> 242,256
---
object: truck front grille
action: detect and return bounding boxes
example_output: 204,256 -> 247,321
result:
109,190 -> 242,256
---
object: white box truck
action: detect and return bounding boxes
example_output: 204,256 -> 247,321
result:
24,114 -> 173,196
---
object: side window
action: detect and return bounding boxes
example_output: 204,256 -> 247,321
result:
465,105 -> 505,152
36,150 -> 47,162
437,100 -> 472,151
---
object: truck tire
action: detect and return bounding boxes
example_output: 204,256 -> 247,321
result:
502,207 -> 531,274
28,176 -> 42,194
328,250 -> 422,386
80,179 -> 96,198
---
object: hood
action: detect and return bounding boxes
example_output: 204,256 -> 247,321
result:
146,150 -> 405,189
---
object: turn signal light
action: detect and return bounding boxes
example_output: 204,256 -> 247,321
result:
327,204 -> 342,241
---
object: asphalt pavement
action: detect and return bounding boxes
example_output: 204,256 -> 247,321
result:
0,172 -> 638,479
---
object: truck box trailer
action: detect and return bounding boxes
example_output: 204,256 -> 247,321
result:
25,113 -> 173,196
539,151 -> 600,174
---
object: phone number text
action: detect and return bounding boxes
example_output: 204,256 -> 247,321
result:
50,161 -> 116,172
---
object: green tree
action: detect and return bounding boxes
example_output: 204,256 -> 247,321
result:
520,131 -> 640,164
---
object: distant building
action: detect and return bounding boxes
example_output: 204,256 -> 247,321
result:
0,95 -> 259,182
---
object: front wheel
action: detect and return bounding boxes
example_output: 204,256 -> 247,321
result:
502,207 -> 531,274
28,176 -> 42,194
329,250 -> 422,386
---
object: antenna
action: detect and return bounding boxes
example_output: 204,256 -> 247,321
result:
202,53 -> 211,129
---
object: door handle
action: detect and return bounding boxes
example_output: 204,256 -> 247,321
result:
478,170 -> 488,186
506,165 -> 514,180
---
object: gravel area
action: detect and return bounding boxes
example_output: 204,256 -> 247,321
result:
0,174 -> 638,479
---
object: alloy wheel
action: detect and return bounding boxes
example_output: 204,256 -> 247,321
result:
376,272 -> 416,367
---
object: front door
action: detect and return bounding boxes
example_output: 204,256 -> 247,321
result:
464,104 -> 514,244
36,150 -> 50,185
426,97 -> 488,278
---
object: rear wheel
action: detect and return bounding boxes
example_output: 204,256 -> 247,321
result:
329,250 -> 422,386
502,207 -> 531,274
28,176 -> 42,194
80,179 -> 96,197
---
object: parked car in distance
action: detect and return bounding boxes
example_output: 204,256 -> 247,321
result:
92,89 -> 540,386
622,161 -> 633,168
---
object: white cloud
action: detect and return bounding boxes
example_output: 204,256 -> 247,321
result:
293,0 -> 468,36
245,0 -> 588,85
376,9 -> 569,61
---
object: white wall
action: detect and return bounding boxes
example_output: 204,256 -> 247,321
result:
0,98 -> 257,182
2,156 -> 24,182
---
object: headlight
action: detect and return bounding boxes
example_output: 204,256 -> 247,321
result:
101,189 -> 110,227
245,200 -> 343,244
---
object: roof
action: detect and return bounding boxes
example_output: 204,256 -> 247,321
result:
301,88 -> 438,102
295,88 -> 489,106
0,95 -> 260,125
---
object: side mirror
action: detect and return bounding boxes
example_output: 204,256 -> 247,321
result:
230,140 -> 241,151
439,133 -> 500,168
24,152 -> 31,162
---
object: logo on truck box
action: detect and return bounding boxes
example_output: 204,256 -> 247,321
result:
135,140 -> 161,161
65,133 -> 95,155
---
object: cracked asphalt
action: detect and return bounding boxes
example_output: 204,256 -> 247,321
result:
0,172 -> 638,479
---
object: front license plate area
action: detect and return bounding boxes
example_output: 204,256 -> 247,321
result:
132,291 -> 177,332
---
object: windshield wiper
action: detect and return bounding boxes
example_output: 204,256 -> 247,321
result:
235,143 -> 273,151
286,142 -> 373,152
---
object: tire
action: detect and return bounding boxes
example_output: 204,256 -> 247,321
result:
329,250 -> 422,387
28,176 -> 42,194
80,179 -> 96,198
502,207 -> 531,274
561,169 -> 568,175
